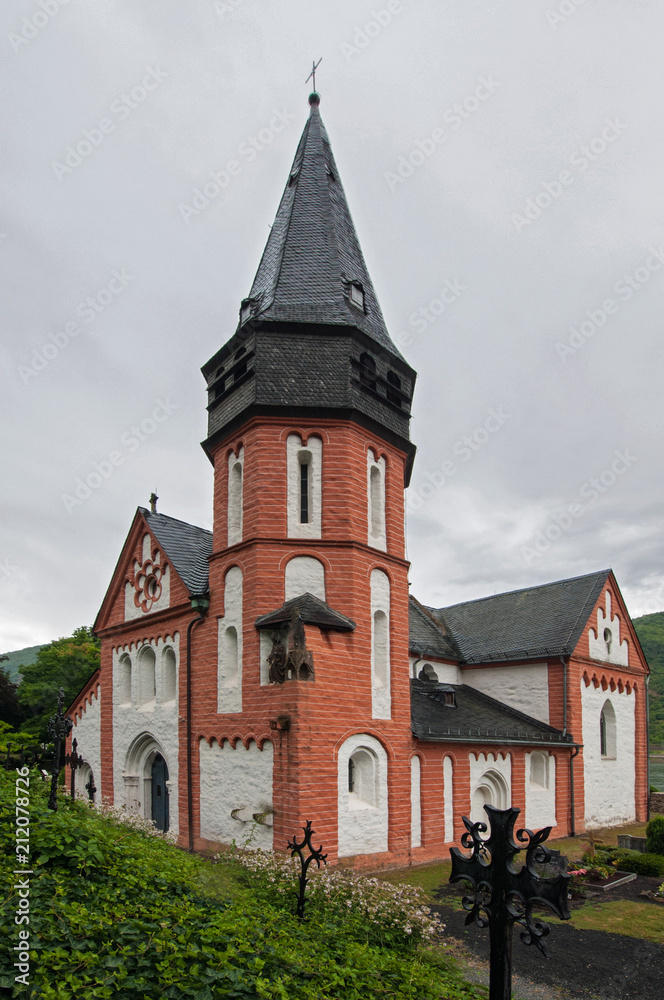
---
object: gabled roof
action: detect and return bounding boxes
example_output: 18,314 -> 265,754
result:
423,570 -> 611,664
138,508 -> 212,597
255,592 -> 356,632
244,96 -> 405,362
408,595 -> 459,661
410,680 -> 574,747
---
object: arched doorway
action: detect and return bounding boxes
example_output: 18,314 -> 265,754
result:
151,753 -> 169,832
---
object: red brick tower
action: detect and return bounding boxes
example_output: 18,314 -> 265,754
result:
194,92 -> 419,864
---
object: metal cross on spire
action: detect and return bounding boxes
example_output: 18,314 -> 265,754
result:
306,58 -> 322,94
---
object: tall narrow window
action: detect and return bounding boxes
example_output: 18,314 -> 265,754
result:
600,700 -> 616,758
118,653 -> 132,706
217,567 -> 243,713
299,458 -> 310,523
367,451 -> 386,551
386,371 -> 401,407
227,447 -> 244,546
370,568 -> 391,719
359,352 -> 376,390
287,434 -> 322,538
137,646 -> 156,708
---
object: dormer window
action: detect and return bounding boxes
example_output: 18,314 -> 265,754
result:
240,301 -> 252,325
349,282 -> 365,311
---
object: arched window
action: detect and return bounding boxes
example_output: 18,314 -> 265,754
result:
337,734 -> 388,857
367,450 -> 386,551
410,755 -> 422,848
284,555 -> 325,601
161,646 -> 177,704
386,371 -> 401,407
287,434 -> 322,538
137,646 -> 156,708
218,567 -> 243,713
359,352 -> 376,391
418,663 -> 438,682
370,569 -> 391,720
529,752 -> 548,790
348,748 -> 377,807
118,653 -> 132,706
600,699 -> 617,758
227,447 -> 244,546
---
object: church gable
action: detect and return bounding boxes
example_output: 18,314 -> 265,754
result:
572,573 -> 649,673
95,508 -> 211,632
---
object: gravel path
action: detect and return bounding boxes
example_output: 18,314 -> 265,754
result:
432,880 -> 664,1000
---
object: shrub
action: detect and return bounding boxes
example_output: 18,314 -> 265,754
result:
216,848 -> 444,952
645,815 -> 664,855
613,850 -> 664,878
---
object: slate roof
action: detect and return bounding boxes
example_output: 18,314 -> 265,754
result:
422,570 -> 610,664
244,96 -> 405,362
410,680 -> 574,746
140,508 -> 212,596
255,592 -> 356,632
408,596 -> 459,661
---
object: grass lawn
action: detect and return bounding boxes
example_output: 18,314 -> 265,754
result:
373,819 -> 664,944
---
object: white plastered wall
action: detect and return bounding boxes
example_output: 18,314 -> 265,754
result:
410,656 -> 461,684
370,568 -> 391,720
285,556 -> 325,600
112,633 -> 180,834
524,751 -> 556,829
463,664 -> 550,724
337,733 -> 389,857
199,738 -> 273,850
588,591 -> 629,666
410,755 -> 421,848
367,450 -> 387,552
217,566 -> 243,713
581,682 -> 635,829
124,533 -> 171,620
287,434 -> 322,539
71,685 -> 102,801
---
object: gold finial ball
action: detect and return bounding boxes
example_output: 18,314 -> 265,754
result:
308,92 -> 320,107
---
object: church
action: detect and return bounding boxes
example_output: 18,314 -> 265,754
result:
66,92 -> 650,866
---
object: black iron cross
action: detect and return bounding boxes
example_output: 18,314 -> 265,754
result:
286,820 -> 327,919
305,58 -> 322,93
47,687 -> 73,811
450,804 -> 570,1000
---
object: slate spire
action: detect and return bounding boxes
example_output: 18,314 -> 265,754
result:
242,95 -> 404,360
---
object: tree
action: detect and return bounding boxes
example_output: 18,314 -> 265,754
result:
0,667 -> 25,729
17,626 -> 100,741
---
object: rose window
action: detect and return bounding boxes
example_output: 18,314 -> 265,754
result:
134,558 -> 163,612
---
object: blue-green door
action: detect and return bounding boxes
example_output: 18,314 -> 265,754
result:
151,754 -> 169,832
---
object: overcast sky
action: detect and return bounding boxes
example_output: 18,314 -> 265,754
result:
2,0 -> 663,652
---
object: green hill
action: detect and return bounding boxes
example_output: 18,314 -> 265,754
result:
0,644 -> 45,683
632,611 -> 664,747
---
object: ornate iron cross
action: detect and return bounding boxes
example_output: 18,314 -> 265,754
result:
47,687 -> 73,811
450,804 -> 570,1000
287,820 -> 327,919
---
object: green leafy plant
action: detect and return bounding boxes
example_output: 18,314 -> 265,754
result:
645,815 -> 664,855
612,850 -> 664,878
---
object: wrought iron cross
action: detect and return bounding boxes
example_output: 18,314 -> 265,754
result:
305,58 -> 322,93
286,820 -> 327,919
47,687 -> 73,811
450,804 -> 570,1000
